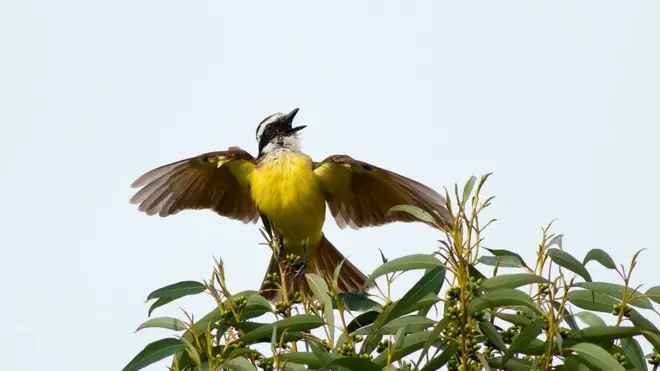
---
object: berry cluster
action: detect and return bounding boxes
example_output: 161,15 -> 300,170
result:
612,352 -> 628,367
336,334 -> 371,359
376,339 -> 390,353
611,303 -> 632,317
648,351 -> 660,366
257,358 -> 274,371
262,272 -> 280,286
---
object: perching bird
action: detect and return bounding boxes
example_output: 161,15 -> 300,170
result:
129,108 -> 452,301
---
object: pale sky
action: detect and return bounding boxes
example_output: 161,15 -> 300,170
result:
2,1 -> 659,370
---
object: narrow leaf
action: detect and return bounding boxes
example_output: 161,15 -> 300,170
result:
575,282 -> 653,310
483,248 -> 530,269
420,341 -> 458,371
642,331 -> 660,352
481,273 -> 548,291
122,338 -> 186,371
566,290 -> 618,313
574,312 -> 606,327
239,314 -> 325,345
478,255 -> 522,268
569,342 -> 626,371
363,267 -> 445,353
224,357 -> 258,371
323,357 -> 381,371
621,337 -> 647,371
467,289 -> 541,316
479,321 -> 507,352
547,248 -> 592,282
306,273 -> 334,344
135,317 -> 187,332
335,292 -> 381,311
547,234 -> 564,250
388,205 -> 436,224
583,248 -> 617,269
148,297 -> 175,316
501,318 -> 545,365
146,281 -> 206,301
462,175 -> 477,204
364,254 -> 444,286
568,326 -> 643,343
645,286 -> 660,305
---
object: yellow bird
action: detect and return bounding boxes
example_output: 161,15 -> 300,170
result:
130,108 -> 452,301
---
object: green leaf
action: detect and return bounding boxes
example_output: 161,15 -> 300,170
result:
628,308 -> 659,332
122,338 -> 186,371
621,337 -> 647,371
501,318 -> 545,365
481,273 -> 549,291
239,314 -> 325,345
135,317 -> 187,332
364,254 -> 444,286
467,289 -> 541,316
575,282 -> 654,310
495,312 -> 531,327
388,205 -> 436,224
335,292 -> 381,311
479,321 -> 507,352
148,297 -> 175,316
569,342 -> 626,371
357,315 -> 434,335
487,356 -> 534,371
567,290 -> 618,313
477,255 -> 523,268
278,353 -> 325,369
241,294 -> 272,320
476,353 -> 492,371
645,286 -> 660,305
417,267 -> 446,317
553,302 -> 580,332
420,341 -> 458,371
583,248 -> 617,270
547,234 -> 564,250
547,248 -> 592,282
347,311 -> 379,333
642,330 -> 660,352
363,266 -> 445,353
146,280 -> 206,301
568,326 -> 643,343
574,312 -> 607,327
483,248 -> 530,269
323,357 -> 382,371
373,331 -> 434,367
305,273 -> 334,345
224,357 -> 257,371
417,317 -> 448,365
462,175 -> 477,204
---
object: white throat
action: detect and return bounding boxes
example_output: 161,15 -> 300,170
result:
261,134 -> 302,157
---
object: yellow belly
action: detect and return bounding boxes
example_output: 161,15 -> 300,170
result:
249,152 -> 326,249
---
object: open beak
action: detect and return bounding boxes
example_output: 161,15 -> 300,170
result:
283,108 -> 306,133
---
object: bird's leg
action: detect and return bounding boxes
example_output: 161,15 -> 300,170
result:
293,238 -> 309,278
277,234 -> 286,262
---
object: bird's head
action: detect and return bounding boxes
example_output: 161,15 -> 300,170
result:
255,108 -> 306,157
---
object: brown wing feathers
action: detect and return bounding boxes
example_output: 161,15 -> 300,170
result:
129,149 -> 260,223
315,155 -> 452,230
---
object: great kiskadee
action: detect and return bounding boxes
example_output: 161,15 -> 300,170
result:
130,108 -> 452,301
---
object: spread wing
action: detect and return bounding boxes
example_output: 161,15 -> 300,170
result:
313,155 -> 453,230
129,146 -> 260,223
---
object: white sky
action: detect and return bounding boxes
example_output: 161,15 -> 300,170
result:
2,1 -> 659,370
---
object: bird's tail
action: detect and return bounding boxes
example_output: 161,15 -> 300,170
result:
259,234 -> 371,302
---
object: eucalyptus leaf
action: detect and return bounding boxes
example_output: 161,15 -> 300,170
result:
546,248 -> 592,282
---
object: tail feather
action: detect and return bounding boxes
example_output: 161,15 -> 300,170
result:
259,234 -> 371,302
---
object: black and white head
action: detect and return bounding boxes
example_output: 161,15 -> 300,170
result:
255,108 -> 306,157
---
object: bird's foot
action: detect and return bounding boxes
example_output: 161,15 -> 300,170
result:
293,241 -> 309,278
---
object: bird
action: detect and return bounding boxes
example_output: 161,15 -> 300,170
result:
129,108 -> 453,302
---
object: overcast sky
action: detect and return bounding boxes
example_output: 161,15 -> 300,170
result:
2,1 -> 659,370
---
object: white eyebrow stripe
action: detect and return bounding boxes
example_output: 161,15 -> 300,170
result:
255,113 -> 284,141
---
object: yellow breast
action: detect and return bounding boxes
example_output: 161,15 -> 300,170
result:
249,152 -> 326,246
